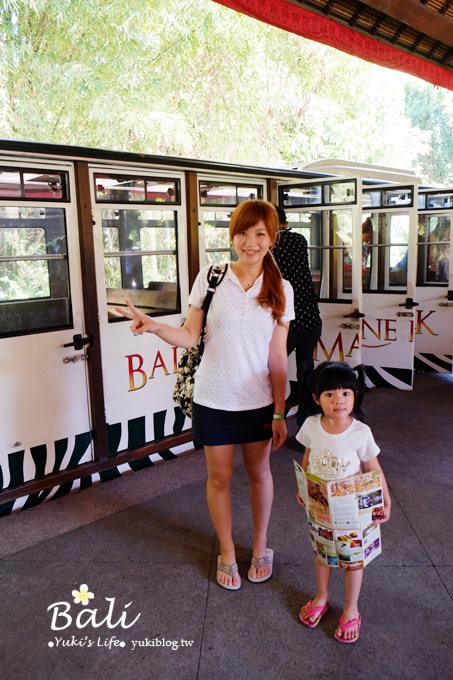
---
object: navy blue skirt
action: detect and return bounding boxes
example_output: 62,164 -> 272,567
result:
192,402 -> 274,448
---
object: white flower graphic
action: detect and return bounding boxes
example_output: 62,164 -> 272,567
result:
71,584 -> 94,606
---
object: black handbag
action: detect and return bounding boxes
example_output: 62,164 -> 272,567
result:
172,263 -> 228,418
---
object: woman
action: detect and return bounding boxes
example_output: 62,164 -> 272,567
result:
117,200 -> 294,590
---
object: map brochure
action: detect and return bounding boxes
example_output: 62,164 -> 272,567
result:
293,459 -> 383,569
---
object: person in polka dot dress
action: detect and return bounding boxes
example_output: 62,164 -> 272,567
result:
273,206 -> 322,427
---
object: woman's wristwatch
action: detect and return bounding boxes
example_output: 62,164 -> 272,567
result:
272,412 -> 285,420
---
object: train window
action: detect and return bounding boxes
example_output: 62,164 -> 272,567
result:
281,184 -> 322,207
1,227 -> 51,298
199,182 -> 262,206
95,174 -> 180,204
104,209 -> 180,320
284,209 -> 353,300
23,173 -> 66,199
420,191 -> 453,210
362,190 -> 381,208
417,214 -> 450,284
0,207 -> 71,336
280,180 -> 355,208
362,212 -> 410,292
332,210 -> 354,297
0,171 -> 22,197
324,181 -> 356,205
383,188 -> 413,207
363,187 -> 413,208
0,169 -> 68,201
146,179 -> 178,203
285,212 -> 321,291
202,211 -> 234,264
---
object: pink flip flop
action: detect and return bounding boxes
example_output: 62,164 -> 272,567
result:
334,614 -> 361,643
299,600 -> 329,628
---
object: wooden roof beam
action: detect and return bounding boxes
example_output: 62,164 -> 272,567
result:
359,0 -> 453,47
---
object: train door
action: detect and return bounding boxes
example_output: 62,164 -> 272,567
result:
414,189 -> 453,374
360,184 -> 418,388
89,167 -> 190,456
0,161 -> 93,490
279,178 -> 364,371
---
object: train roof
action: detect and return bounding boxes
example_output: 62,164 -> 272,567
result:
0,138 -> 327,181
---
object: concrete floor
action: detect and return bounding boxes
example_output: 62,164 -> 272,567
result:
0,373 -> 452,680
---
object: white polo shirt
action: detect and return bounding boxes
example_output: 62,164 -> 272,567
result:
188,264 -> 294,411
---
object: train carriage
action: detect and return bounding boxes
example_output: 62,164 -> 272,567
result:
0,142 -> 451,514
280,159 -> 452,388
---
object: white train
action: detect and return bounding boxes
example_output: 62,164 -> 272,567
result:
0,142 -> 451,514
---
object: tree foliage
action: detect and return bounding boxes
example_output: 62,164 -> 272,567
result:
0,0 -> 451,182
404,84 -> 453,184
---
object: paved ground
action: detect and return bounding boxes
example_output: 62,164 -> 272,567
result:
1,372 -> 452,680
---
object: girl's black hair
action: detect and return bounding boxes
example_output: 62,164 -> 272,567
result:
308,361 -> 366,419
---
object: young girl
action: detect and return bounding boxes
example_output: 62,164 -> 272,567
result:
117,200 -> 294,591
295,361 -> 391,643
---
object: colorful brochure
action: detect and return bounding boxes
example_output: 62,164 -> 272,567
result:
293,459 -> 383,569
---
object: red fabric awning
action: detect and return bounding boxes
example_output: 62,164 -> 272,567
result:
213,0 -> 453,90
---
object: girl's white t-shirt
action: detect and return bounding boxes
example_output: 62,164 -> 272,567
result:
188,264 -> 294,411
296,414 -> 380,480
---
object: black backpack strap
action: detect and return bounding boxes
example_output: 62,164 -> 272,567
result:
201,263 -> 228,312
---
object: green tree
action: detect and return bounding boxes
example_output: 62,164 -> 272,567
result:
405,83 -> 453,183
0,0 -> 450,181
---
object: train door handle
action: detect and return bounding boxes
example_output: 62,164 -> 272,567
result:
63,333 -> 92,350
343,308 -> 365,319
398,297 -> 419,309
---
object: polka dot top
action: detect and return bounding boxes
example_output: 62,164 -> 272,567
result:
188,264 -> 294,411
273,229 -> 321,332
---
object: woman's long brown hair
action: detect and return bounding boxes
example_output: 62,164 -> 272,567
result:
229,200 -> 286,322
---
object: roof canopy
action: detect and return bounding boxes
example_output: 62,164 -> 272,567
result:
213,0 -> 453,90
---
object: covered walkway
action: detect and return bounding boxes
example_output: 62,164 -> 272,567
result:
1,373 -> 452,679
